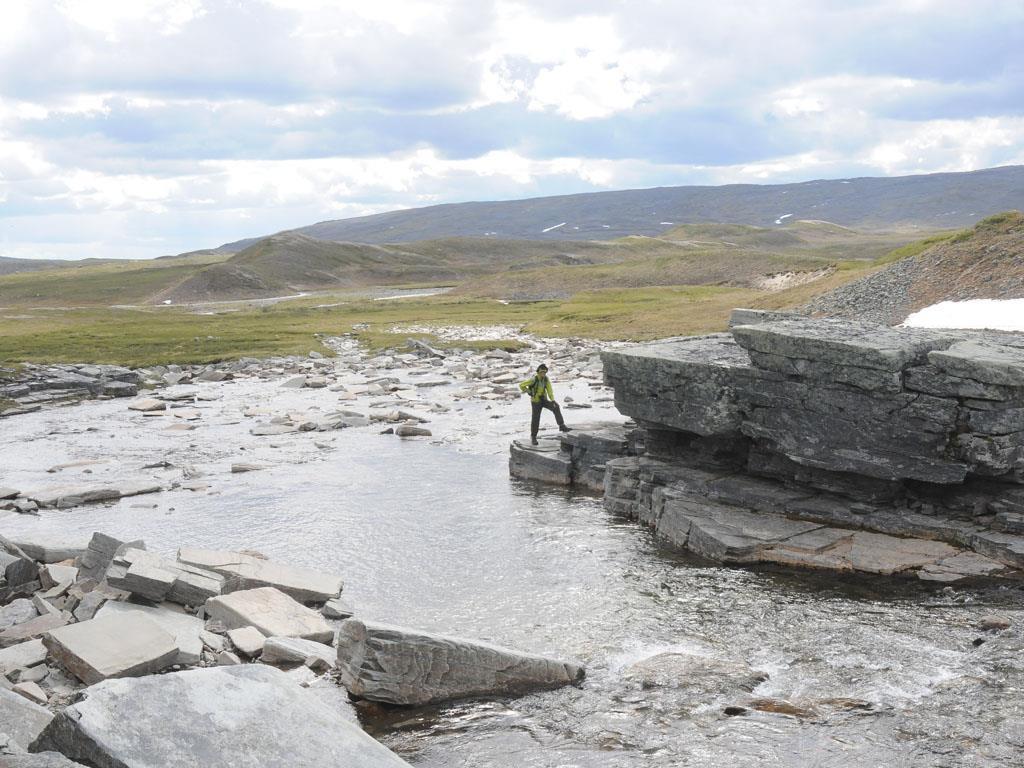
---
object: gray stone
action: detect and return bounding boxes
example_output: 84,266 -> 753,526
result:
27,483 -> 161,510
127,398 -> 166,412
204,587 -> 334,642
71,591 -> 108,623
0,601 -> 37,632
0,640 -> 47,676
929,341 -> 1024,387
38,565 -> 77,592
75,533 -> 144,583
321,597 -> 354,620
0,488 -> 19,500
509,439 -> 572,485
336,618 -> 585,706
95,601 -> 204,666
0,615 -> 67,649
0,688 -> 53,751
42,614 -> 178,685
11,681 -> 46,706
0,752 -> 87,767
106,548 -> 223,606
8,536 -> 88,564
226,626 -> 265,657
216,650 -> 241,666
33,665 -> 412,767
394,425 -> 431,437
177,548 -> 342,604
260,636 -> 334,668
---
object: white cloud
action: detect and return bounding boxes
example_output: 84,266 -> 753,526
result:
56,0 -> 206,41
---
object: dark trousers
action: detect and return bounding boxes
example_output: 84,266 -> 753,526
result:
531,399 -> 565,437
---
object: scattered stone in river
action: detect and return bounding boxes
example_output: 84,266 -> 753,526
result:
204,587 -> 334,642
230,462 -> 268,473
336,619 -> 586,706
177,548 -> 343,604
127,398 -> 166,412
394,425 -> 432,437
31,665 -> 414,767
260,636 -> 334,669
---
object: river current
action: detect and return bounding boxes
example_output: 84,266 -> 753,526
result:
1,363 -> 1022,767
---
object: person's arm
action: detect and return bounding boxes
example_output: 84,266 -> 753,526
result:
519,377 -> 533,393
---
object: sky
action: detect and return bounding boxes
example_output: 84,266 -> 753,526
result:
1,0 -> 1023,260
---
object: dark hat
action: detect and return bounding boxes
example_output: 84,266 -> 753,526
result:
536,363 -> 548,371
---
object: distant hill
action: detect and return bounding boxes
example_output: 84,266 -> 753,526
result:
220,165 -> 1024,250
0,256 -> 115,276
805,211 -> 1024,323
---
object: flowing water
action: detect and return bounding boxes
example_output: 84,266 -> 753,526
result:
1,366 -> 1022,767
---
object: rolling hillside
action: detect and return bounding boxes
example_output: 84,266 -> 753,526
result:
220,165 -> 1024,250
805,212 -> 1024,323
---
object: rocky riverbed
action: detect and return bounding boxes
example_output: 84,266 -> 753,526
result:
2,328 -> 1024,767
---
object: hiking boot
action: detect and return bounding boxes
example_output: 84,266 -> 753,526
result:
531,436 -> 539,445
559,425 -> 572,432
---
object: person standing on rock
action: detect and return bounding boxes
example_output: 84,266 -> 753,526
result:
519,363 -> 571,445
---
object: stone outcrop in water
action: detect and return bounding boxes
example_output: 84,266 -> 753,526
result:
511,314 -> 1024,582
0,365 -> 140,418
336,618 -> 586,705
598,315 -> 1024,580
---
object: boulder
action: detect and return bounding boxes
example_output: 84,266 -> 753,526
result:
509,439 -> 572,485
75,533 -> 144,583
42,614 -> 178,685
32,665 -> 412,767
105,548 -> 223,606
94,601 -> 204,666
204,587 -> 333,643
0,688 -> 53,752
260,637 -> 334,669
394,425 -> 431,437
177,548 -> 342,604
336,619 -> 585,706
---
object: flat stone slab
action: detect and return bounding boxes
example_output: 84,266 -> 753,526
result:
43,614 -> 178,685
929,341 -> 1024,387
623,651 -> 768,695
95,601 -> 204,666
106,548 -> 223,606
0,614 -> 67,649
26,483 -> 161,510
10,535 -> 89,564
509,439 -> 572,485
177,548 -> 342,604
204,587 -> 334,643
261,636 -> 334,668
32,665 -> 412,768
0,688 -> 53,751
0,599 -> 38,631
0,639 -> 47,674
0,752 -> 89,766
336,619 -> 585,706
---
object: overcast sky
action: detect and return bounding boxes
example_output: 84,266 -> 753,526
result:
2,0 -> 1023,260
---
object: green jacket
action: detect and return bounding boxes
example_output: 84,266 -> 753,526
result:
520,374 -> 554,403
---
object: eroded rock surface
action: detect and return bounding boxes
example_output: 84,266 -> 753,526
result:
336,618 -> 585,706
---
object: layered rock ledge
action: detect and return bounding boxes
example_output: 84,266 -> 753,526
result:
513,313 -> 1024,582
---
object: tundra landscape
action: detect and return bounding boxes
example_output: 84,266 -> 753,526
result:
2,2 -> 1024,768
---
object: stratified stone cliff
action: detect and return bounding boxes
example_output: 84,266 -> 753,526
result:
511,312 -> 1024,582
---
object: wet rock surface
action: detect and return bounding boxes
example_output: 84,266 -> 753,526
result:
336,618 -> 585,706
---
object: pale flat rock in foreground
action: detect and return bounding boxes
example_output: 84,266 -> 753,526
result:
178,548 -> 343,604
0,687 -> 53,751
43,614 -> 178,685
9,535 -> 89,564
0,639 -> 47,674
95,601 -> 204,666
204,587 -> 334,643
32,665 -> 412,768
261,636 -> 334,668
336,619 -> 585,706
0,752 -> 88,767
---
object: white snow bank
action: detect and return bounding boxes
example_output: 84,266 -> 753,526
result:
541,222 -> 566,233
774,213 -> 793,225
902,299 -> 1024,332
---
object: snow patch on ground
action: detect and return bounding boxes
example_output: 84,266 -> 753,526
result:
541,222 -> 566,233
903,299 -> 1024,332
774,213 -> 793,225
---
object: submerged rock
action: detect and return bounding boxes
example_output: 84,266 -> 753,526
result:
32,665 -> 413,767
623,651 -> 768,696
336,618 -> 585,706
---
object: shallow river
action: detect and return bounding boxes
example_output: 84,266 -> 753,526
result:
1,367 -> 1022,767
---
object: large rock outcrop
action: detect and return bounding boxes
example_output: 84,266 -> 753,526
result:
514,314 -> 1024,581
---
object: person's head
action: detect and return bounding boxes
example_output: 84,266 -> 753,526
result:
536,363 -> 548,377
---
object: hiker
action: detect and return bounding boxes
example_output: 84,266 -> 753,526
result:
519,363 -> 570,445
